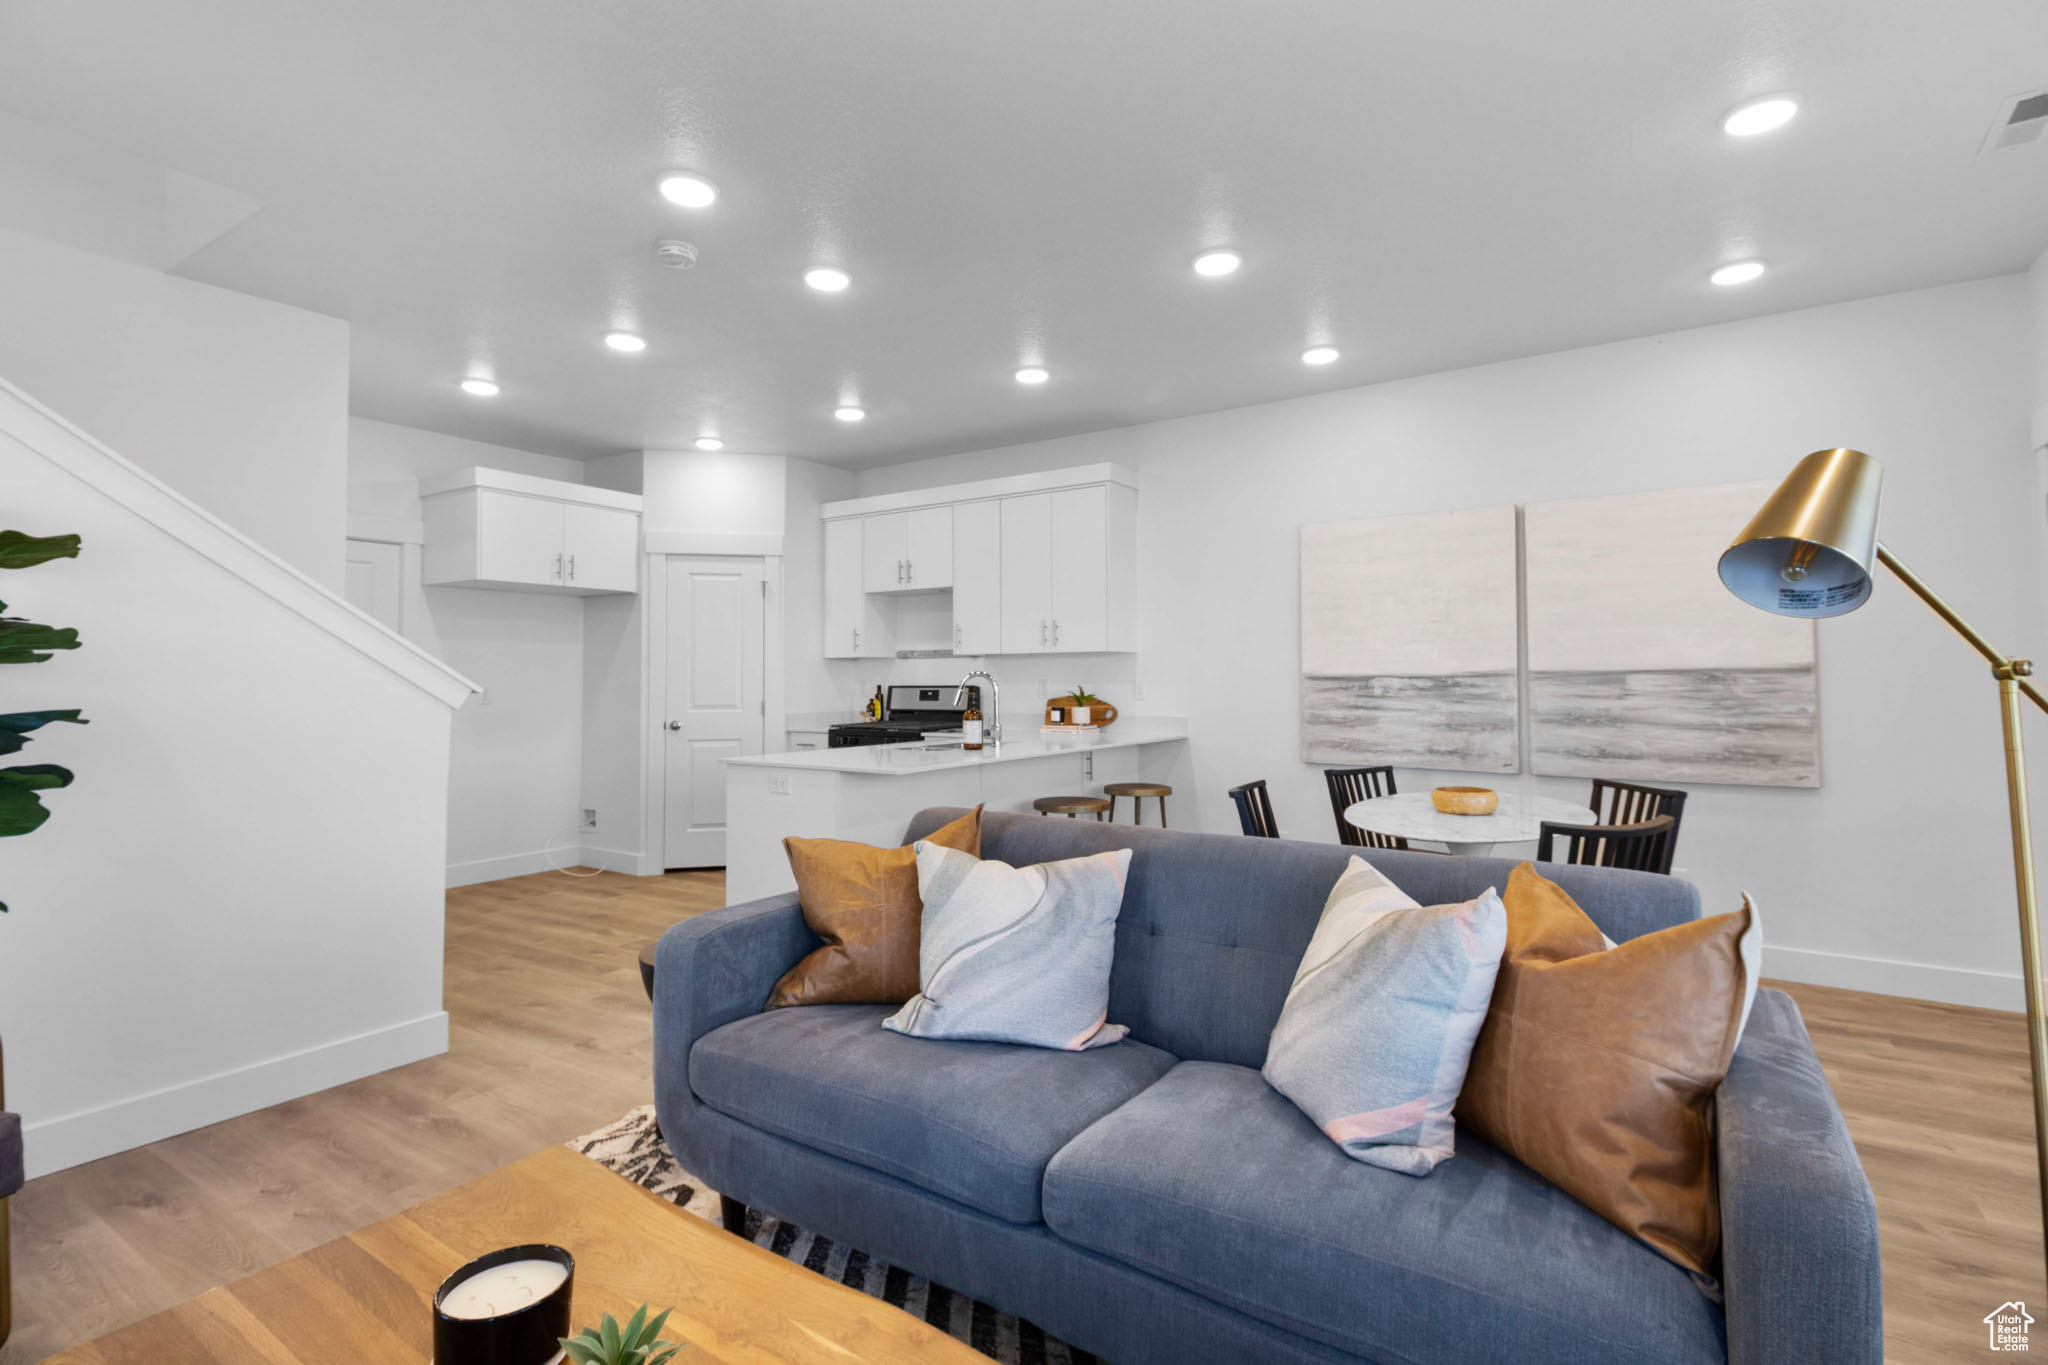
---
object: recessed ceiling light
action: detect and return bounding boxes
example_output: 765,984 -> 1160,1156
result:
1722,97 -> 1799,137
834,405 -> 866,423
804,267 -> 853,293
694,436 -> 724,451
1301,346 -> 1340,366
604,331 -> 648,353
657,174 -> 718,208
1710,260 -> 1767,287
460,378 -> 499,397
1192,249 -> 1242,278
1015,366 -> 1050,385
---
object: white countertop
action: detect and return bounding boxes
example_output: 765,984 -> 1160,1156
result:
727,718 -> 1188,775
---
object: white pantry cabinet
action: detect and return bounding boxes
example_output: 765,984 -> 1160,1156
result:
822,463 -> 1136,657
421,467 -> 642,594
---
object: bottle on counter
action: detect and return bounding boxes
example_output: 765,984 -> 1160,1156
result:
962,698 -> 985,750
868,685 -> 885,720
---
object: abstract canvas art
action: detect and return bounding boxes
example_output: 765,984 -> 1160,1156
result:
1300,505 -> 1520,773
1523,482 -> 1819,788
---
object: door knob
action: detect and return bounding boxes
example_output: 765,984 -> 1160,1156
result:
667,720 -> 682,731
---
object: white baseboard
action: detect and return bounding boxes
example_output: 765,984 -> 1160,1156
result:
578,843 -> 662,877
1765,944 -> 2023,1012
22,1012 -> 448,1179
446,849 -> 562,887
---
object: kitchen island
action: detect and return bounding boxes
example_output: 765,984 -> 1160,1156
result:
723,718 -> 1189,902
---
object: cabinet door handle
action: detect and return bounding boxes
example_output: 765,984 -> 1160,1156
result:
1053,619 -> 1060,646
567,554 -> 576,582
1041,619 -> 1048,645
853,628 -> 860,650
553,553 -> 563,582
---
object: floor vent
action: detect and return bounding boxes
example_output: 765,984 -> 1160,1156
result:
1985,88 -> 2048,151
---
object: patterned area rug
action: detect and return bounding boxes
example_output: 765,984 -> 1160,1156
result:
569,1107 -> 1102,1365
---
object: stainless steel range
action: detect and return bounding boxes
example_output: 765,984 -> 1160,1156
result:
827,684 -> 981,748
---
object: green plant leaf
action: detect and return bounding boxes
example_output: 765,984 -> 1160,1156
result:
559,1338 -> 604,1365
0,531 -> 81,570
621,1302 -> 649,1347
0,615 -> 81,664
646,1346 -> 682,1365
0,711 -> 86,757
640,1308 -> 673,1346
600,1312 -> 623,1361
0,763 -> 74,837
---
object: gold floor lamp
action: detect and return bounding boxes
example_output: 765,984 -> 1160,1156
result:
1720,447 -> 2048,1254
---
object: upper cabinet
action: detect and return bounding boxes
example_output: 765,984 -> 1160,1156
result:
421,468 -> 642,595
823,463 -> 1136,656
861,506 -> 954,592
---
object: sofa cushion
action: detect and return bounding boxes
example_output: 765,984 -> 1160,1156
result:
1042,1061 -> 1725,1365
691,1003 -> 1176,1224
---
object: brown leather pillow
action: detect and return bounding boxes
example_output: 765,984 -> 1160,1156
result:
766,806 -> 982,1008
1456,862 -> 1753,1277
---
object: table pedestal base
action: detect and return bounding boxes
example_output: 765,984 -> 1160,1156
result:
1442,841 -> 1497,858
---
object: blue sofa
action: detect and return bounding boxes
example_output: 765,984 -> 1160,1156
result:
653,808 -> 1881,1365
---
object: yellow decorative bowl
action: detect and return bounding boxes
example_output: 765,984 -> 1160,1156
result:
1431,786 -> 1498,816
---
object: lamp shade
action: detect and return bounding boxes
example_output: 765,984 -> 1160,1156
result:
1718,448 -> 1884,618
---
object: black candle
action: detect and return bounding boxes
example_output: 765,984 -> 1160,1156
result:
432,1243 -> 574,1365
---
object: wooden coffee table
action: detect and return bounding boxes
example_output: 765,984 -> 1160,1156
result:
46,1143 -> 983,1363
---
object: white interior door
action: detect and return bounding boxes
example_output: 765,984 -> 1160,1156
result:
343,539 -> 403,632
664,557 -> 766,868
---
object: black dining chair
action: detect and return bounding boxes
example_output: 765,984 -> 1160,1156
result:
1324,766 -> 1408,850
1537,814 -> 1677,874
1228,779 -> 1280,838
1588,780 -> 1688,873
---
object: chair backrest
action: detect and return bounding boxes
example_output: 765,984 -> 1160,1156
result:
1323,765 -> 1407,849
1228,779 -> 1279,837
902,808 -> 1702,1067
1589,780 -> 1687,874
1538,814 -> 1677,874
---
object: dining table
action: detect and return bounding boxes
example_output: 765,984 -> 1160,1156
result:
1342,791 -> 1597,858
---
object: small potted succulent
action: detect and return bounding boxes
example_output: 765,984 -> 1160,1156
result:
1068,686 -> 1099,726
560,1304 -> 683,1365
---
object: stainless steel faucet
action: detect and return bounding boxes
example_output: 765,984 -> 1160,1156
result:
955,670 -> 1000,743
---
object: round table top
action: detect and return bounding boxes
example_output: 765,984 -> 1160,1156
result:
1342,791 -> 1597,848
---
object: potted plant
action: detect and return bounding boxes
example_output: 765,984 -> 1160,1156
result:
560,1304 -> 684,1365
1069,686 -> 1098,726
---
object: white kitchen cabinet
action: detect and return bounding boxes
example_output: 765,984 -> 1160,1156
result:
786,730 -> 829,751
863,507 -> 953,592
1049,486 -> 1108,652
952,499 -> 1001,654
821,462 -> 1137,657
826,517 -> 889,657
905,506 -> 954,589
421,467 -> 642,595
863,512 -> 907,593
999,494 -> 1054,653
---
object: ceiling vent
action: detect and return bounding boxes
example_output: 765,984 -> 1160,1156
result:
1984,88 -> 2048,152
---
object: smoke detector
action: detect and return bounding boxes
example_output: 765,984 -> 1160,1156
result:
1984,88 -> 2048,152
654,239 -> 699,269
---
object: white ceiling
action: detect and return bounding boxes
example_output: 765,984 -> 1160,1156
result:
1,1 -> 2045,467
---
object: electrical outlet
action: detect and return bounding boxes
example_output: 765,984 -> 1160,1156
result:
1135,681 -> 1150,701
581,808 -> 597,830
769,775 -> 794,796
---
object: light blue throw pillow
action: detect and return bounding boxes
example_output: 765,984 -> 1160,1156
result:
883,842 -> 1132,1051
1263,856 -> 1507,1175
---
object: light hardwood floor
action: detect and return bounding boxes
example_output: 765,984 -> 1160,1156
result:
3,870 -> 2039,1363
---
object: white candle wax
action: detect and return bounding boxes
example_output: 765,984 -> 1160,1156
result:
439,1258 -> 568,1320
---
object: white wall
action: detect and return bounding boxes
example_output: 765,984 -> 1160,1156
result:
347,418 -> 592,885
0,225 -> 349,588
845,275 -> 2043,1009
2,389 -> 460,1178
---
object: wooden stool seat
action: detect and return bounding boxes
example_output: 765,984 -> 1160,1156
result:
1033,795 -> 1111,820
1103,781 -> 1173,828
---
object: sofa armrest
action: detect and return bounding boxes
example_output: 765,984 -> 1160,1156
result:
652,892 -> 814,1064
1718,988 -> 1882,1365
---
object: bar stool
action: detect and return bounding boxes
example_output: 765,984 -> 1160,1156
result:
1104,781 -> 1172,828
1033,795 -> 1111,820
